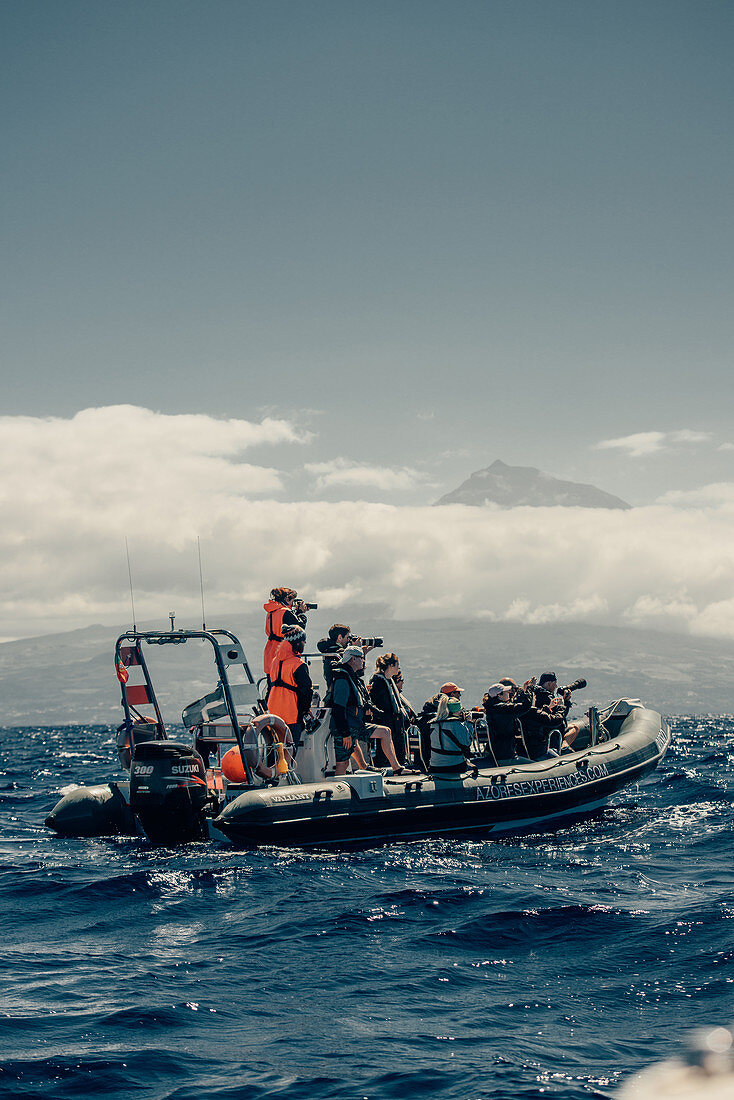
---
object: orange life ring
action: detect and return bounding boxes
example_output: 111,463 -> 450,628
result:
252,712 -> 290,738
220,714 -> 292,782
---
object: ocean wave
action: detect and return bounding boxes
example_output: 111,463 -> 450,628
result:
0,1049 -> 205,1099
1,719 -> 732,1100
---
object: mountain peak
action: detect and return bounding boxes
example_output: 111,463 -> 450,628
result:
435,461 -> 630,509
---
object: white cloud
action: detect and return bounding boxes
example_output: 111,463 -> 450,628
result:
305,459 -> 422,491
0,406 -> 309,622
656,483 -> 734,510
595,431 -> 667,457
501,595 -> 609,625
690,597 -> 734,638
595,428 -> 712,457
669,429 -> 711,445
3,407 -> 734,642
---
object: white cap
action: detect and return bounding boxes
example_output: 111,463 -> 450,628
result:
340,645 -> 365,664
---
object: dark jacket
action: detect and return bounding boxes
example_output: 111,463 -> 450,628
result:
317,637 -> 342,692
292,663 -> 314,723
329,665 -> 371,738
368,673 -> 407,764
368,674 -> 402,729
519,699 -> 565,759
534,687 -> 571,722
483,690 -> 532,762
396,690 -> 417,723
416,693 -> 442,769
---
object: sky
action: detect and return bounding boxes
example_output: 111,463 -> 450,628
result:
1,1 -> 733,642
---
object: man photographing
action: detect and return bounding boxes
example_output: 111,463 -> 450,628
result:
317,623 -> 381,695
534,672 -> 584,752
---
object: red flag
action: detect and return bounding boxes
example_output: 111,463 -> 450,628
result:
116,658 -> 129,684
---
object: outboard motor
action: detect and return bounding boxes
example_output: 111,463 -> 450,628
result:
129,740 -> 208,844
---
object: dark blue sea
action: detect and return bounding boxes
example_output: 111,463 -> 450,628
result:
0,717 -> 732,1099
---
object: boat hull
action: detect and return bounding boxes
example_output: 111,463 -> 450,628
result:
214,707 -> 670,848
45,705 -> 670,848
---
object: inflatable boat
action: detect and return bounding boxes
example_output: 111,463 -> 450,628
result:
46,626 -> 671,848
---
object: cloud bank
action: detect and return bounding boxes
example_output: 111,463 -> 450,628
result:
2,406 -> 734,642
595,429 -> 712,457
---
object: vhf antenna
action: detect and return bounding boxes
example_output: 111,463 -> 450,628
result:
125,537 -> 137,631
197,536 -> 207,631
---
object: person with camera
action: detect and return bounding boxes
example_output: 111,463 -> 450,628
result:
316,623 -> 382,695
533,672 -> 583,753
368,652 -> 409,766
330,646 -> 408,777
266,625 -> 313,754
515,672 -> 583,758
263,587 -> 300,678
482,679 -> 535,764
316,623 -> 350,694
263,587 -> 317,678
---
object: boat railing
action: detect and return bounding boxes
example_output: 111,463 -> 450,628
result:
116,627 -> 260,785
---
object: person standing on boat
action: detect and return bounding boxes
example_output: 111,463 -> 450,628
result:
266,626 -> 313,753
263,587 -> 301,678
317,624 -> 379,698
317,623 -> 351,695
330,646 -> 407,776
368,652 -> 408,766
428,693 -> 474,781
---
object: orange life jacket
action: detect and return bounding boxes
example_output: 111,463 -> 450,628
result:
263,600 -> 288,676
267,646 -> 303,725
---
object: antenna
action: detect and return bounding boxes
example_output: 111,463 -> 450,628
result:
125,537 -> 137,631
197,536 -> 206,631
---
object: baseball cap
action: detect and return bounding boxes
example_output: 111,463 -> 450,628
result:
340,645 -> 365,664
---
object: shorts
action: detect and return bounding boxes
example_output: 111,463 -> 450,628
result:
333,723 -> 381,763
333,727 -> 363,763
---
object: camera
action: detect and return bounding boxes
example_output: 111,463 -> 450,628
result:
349,635 -> 383,648
293,599 -> 318,615
559,678 -> 587,694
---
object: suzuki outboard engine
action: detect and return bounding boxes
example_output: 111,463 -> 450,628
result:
129,740 -> 208,844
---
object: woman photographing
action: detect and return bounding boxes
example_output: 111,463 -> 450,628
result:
368,652 -> 408,766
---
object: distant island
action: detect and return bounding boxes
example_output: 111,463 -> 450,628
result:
436,459 -> 631,509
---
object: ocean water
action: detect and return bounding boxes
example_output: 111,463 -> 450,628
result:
0,717 -> 732,1100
